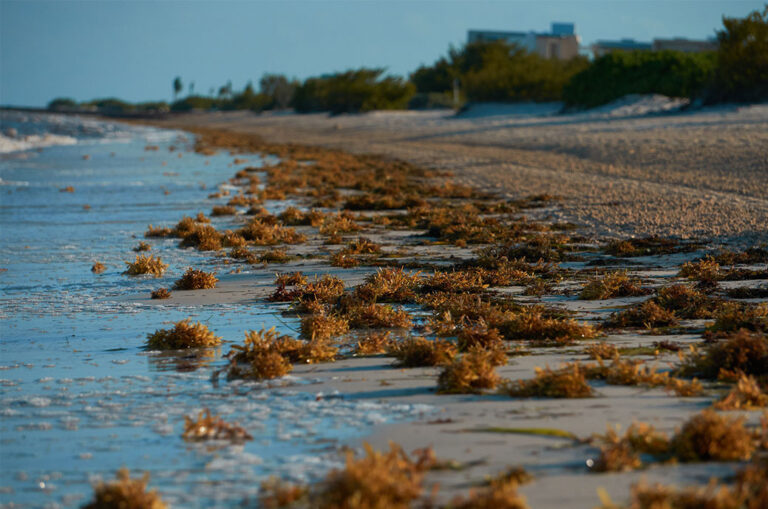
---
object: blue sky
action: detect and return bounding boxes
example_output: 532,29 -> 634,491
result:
0,0 -> 762,107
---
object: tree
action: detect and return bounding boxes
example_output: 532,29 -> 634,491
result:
710,6 -> 768,103
173,77 -> 183,101
259,74 -> 297,109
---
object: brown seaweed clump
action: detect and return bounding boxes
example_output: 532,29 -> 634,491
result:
679,255 -> 721,283
82,468 -> 167,509
300,312 -> 349,340
502,364 -> 593,398
133,241 -> 152,252
124,254 -> 168,277
437,348 -> 506,394
670,409 -> 755,462
679,329 -> 768,380
174,268 -> 218,290
314,443 -> 434,509
182,408 -> 252,442
600,459 -> 768,509
355,331 -> 394,355
345,302 -> 413,329
579,271 -> 650,300
91,262 -> 106,274
145,320 -> 221,350
714,374 -> 768,410
449,476 -> 529,509
592,423 -> 670,472
501,307 -> 597,345
211,205 -> 238,216
355,267 -> 421,303
389,336 -> 457,367
605,300 -> 678,329
150,288 -> 171,299
585,358 -> 703,397
224,327 -> 337,381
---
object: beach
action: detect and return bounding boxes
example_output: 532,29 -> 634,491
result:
149,102 -> 768,243
2,104 -> 767,508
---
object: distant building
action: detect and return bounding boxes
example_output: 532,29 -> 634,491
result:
591,39 -> 652,58
467,22 -> 580,60
652,38 -> 718,52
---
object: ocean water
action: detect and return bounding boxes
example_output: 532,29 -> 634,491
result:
0,112 -> 429,508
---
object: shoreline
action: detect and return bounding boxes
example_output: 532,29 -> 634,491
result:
114,117 -> 767,507
138,106 -> 768,244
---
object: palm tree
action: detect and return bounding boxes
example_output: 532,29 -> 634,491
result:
173,77 -> 183,101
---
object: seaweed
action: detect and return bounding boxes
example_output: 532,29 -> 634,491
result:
211,205 -> 238,216
344,302 -> 413,329
182,408 -> 252,442
670,409 -> 755,462
354,331 -> 394,355
150,288 -> 171,299
502,364 -> 593,398
606,300 -> 678,328
579,271 -> 650,300
500,307 -> 596,345
124,254 -> 168,277
714,374 -> 768,410
224,327 -> 337,380
389,336 -> 457,367
709,302 -> 768,333
456,319 -> 504,352
355,267 -> 421,303
679,329 -> 768,379
133,241 -> 152,252
300,311 -> 350,340
449,476 -> 529,509
314,443 -> 434,509
82,468 -> 167,509
146,319 -> 221,349
174,268 -> 218,290
437,348 -> 506,394
91,262 -> 106,274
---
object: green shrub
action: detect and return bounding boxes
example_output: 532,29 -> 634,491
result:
411,40 -> 588,103
563,50 -> 715,108
47,97 -> 78,111
292,68 -> 415,114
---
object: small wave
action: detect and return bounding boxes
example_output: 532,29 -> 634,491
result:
0,178 -> 30,186
0,133 -> 78,154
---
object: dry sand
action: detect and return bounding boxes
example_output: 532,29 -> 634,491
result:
129,105 -> 768,508
148,103 -> 768,243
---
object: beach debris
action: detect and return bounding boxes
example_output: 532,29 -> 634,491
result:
182,408 -> 252,442
82,468 -> 166,509
124,254 -> 168,277
150,288 -> 171,299
146,319 -> 221,349
437,348 -> 506,394
173,267 -> 218,290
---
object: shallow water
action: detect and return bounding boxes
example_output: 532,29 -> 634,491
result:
0,112 -> 430,508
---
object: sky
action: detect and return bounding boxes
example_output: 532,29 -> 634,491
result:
0,0 -> 763,107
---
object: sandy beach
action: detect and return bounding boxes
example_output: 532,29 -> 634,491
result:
146,103 -> 768,243
124,104 -> 767,507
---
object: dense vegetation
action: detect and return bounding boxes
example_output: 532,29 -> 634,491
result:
562,51 -> 716,108
708,6 -> 768,103
564,6 -> 767,107
292,68 -> 415,114
47,8 -> 766,115
412,40 -> 589,103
